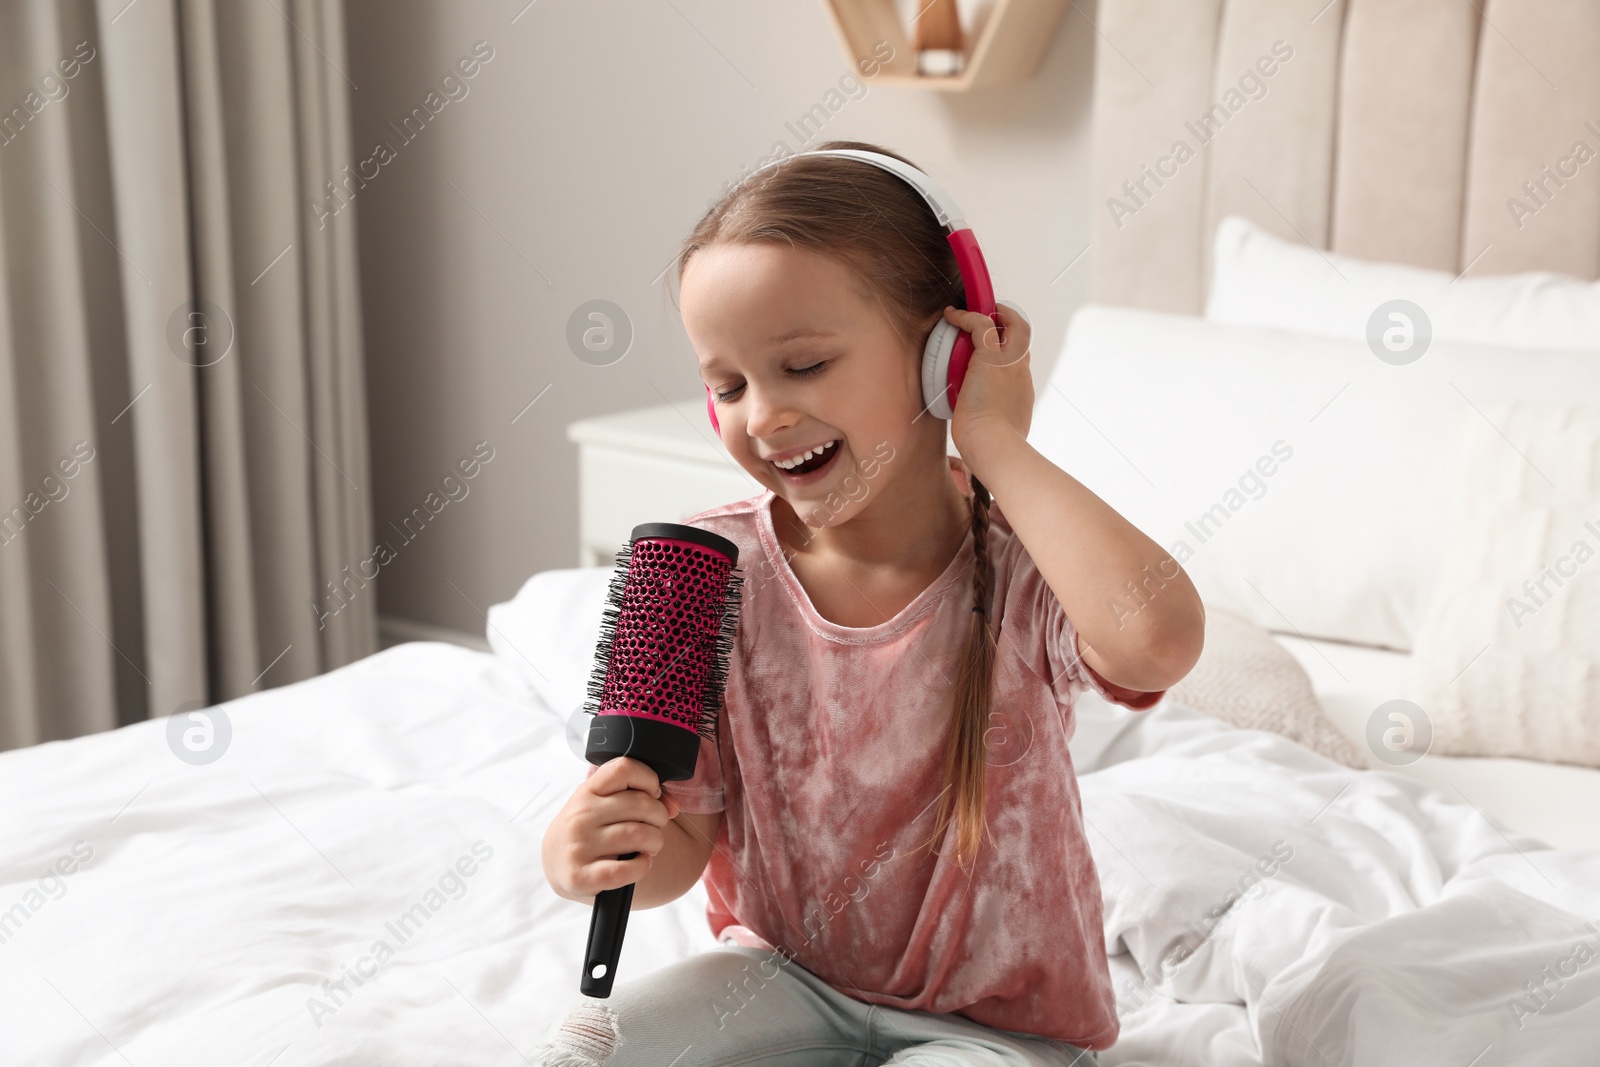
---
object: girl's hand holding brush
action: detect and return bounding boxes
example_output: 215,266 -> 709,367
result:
543,756 -> 681,903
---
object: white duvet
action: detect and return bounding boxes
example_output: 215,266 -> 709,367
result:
1080,707 -> 1600,1066
3,640 -> 1597,1066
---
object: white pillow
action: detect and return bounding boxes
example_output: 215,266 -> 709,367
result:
484,566 -> 613,716
1033,306 -> 1600,651
1206,214 -> 1600,351
1401,400 -> 1600,766
1168,608 -> 1365,768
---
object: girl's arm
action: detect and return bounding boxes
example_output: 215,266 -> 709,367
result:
964,426 -> 1203,693
943,304 -> 1204,694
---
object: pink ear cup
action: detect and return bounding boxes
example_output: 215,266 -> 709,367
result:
942,230 -> 995,419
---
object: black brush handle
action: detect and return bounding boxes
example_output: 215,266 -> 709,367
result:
580,854 -> 638,998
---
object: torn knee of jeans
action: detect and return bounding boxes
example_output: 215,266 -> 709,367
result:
536,1002 -> 621,1066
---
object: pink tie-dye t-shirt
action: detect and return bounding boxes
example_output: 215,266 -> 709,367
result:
591,457 -> 1164,1050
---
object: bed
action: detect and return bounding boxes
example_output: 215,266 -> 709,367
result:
5,392 -> 1600,1067
8,1 -> 1600,1065
4,569 -> 1598,1066
8,313 -> 1600,1066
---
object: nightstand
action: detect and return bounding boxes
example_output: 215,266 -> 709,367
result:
565,402 -> 759,566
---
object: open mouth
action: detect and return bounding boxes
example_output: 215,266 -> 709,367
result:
771,439 -> 840,481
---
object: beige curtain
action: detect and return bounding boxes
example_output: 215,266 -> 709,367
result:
0,0 -> 376,749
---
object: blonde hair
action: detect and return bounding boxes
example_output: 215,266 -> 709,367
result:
675,139 -> 998,869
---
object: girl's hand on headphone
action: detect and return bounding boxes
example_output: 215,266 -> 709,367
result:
943,301 -> 1033,457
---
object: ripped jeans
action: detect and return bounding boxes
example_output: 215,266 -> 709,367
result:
531,945 -> 1101,1067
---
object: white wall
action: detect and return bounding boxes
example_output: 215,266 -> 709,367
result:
343,0 -> 1097,642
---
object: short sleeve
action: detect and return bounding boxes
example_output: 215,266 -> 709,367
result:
581,732 -> 725,814
1000,523 -> 1165,712
666,733 -> 725,813
1062,613 -> 1166,711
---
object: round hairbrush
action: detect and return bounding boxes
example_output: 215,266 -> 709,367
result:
578,521 -> 744,997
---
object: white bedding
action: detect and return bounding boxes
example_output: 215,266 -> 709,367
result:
0,643 -> 717,1066
1081,699 -> 1600,1066
1274,634 -> 1600,854
4,623 -> 1599,1065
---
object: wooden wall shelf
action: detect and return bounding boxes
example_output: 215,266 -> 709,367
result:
820,0 -> 1070,92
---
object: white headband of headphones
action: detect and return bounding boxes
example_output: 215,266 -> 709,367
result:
747,148 -> 970,232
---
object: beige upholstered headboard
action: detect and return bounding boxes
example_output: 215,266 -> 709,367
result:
1088,0 -> 1600,313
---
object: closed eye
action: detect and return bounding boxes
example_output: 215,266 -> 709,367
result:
713,360 -> 828,403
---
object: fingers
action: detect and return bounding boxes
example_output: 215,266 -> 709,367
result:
598,854 -> 653,888
587,754 -> 665,801
942,302 -> 1027,331
575,813 -> 669,894
583,852 -> 654,896
942,304 -> 991,336
595,819 -> 668,861
549,759 -> 689,900
941,304 -> 976,322
942,304 -> 1032,364
601,758 -> 682,821
585,786 -> 675,839
989,302 -> 1032,354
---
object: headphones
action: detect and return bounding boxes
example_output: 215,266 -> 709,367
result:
703,148 -> 999,435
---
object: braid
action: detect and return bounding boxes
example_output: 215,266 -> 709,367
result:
969,475 -> 993,618
917,471 -> 998,871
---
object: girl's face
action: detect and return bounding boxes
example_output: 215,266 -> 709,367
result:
681,241 -> 944,530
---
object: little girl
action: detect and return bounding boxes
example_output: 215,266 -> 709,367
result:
538,140 -> 1205,1066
